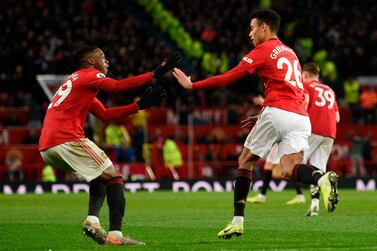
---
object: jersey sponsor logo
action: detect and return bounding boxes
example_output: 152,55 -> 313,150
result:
242,56 -> 253,64
71,73 -> 79,81
96,73 -> 106,78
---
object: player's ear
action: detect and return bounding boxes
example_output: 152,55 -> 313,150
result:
87,57 -> 95,65
261,22 -> 267,32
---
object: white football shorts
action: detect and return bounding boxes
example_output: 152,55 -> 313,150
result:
40,138 -> 113,182
244,106 -> 311,159
303,134 -> 334,172
265,143 -> 280,165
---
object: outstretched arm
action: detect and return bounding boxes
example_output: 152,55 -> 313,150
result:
173,64 -> 249,90
89,98 -> 139,122
97,53 -> 180,93
90,87 -> 166,122
98,72 -> 153,93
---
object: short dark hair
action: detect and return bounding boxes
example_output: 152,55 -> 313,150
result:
303,62 -> 320,76
250,9 -> 281,34
72,45 -> 99,69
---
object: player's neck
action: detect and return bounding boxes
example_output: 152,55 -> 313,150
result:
265,33 -> 278,42
306,77 -> 319,82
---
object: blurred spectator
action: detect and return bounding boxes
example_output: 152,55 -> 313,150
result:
84,120 -> 94,141
205,127 -> 228,144
343,76 -> 361,123
362,135 -> 373,163
12,90 -> 27,107
3,114 -> 22,126
359,87 -> 377,123
105,122 -> 135,163
23,127 -> 40,144
0,91 -> 11,107
129,108 -> 148,129
0,129 -> 9,145
4,148 -> 24,182
348,132 -> 370,177
27,99 -> 43,128
200,24 -> 216,43
204,144 -> 220,162
127,96 -> 149,162
162,137 -> 183,180
132,126 -> 146,162
93,118 -> 106,147
41,164 -> 56,182
226,103 -> 241,125
200,144 -> 220,178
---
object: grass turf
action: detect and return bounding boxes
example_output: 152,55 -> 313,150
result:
0,189 -> 376,250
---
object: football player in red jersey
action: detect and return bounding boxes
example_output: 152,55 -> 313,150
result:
247,63 -> 340,211
301,62 -> 340,216
39,45 -> 179,245
173,9 -> 339,239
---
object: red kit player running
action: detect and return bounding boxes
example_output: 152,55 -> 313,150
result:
173,9 -> 339,239
301,62 -> 340,216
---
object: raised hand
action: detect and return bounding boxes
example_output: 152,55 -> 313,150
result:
172,68 -> 192,89
136,87 -> 166,110
241,115 -> 259,129
153,53 -> 181,79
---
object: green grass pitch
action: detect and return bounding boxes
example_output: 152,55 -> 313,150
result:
0,190 -> 377,250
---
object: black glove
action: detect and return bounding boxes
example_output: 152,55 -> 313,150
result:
136,87 -> 166,110
153,52 -> 181,79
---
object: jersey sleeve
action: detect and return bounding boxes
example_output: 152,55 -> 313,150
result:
89,98 -> 139,122
97,72 -> 153,93
238,46 -> 266,74
84,69 -> 153,93
192,64 -> 249,89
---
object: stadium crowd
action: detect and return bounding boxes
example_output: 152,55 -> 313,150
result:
1,0 -> 377,108
1,0 -> 377,181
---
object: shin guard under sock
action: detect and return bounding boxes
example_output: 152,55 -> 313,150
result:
88,177 -> 106,217
260,170 -> 272,195
106,177 -> 125,231
292,164 -> 323,185
295,182 -> 303,195
234,169 -> 252,216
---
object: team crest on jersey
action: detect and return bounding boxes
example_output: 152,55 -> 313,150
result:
96,73 -> 106,78
242,56 -> 253,64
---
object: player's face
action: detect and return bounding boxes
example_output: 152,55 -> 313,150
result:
249,19 -> 266,47
92,48 -> 109,74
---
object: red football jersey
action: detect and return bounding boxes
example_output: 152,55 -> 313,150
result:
303,80 -> 338,138
39,68 -> 152,150
240,38 -> 307,116
191,39 -> 306,116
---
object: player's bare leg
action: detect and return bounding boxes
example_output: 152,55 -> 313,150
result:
218,148 -> 259,239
